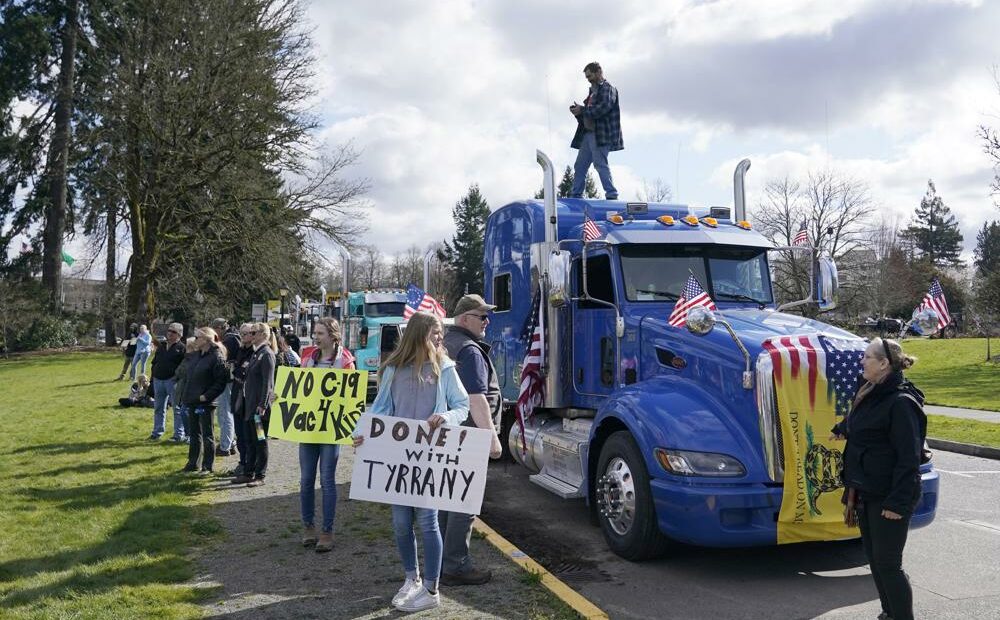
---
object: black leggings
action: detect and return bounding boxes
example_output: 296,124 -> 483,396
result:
858,498 -> 913,620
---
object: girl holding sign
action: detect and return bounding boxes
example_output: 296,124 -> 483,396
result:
298,317 -> 355,553
353,311 -> 469,613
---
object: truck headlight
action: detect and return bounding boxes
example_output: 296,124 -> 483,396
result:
654,448 -> 746,477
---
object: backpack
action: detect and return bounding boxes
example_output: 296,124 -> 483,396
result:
897,392 -> 932,465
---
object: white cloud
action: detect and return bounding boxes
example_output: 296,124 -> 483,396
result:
300,0 -> 1000,262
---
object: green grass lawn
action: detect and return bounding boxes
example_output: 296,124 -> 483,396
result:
0,352 -> 217,619
900,338 -> 1000,411
927,415 -> 1000,449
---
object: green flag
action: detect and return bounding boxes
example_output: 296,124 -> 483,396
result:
61,250 -> 75,266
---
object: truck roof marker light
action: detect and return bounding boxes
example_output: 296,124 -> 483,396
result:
736,220 -> 752,230
681,215 -> 699,227
607,213 -> 625,225
657,215 -> 675,226
700,217 -> 719,228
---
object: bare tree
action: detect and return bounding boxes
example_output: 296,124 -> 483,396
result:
355,245 -> 387,290
638,177 -> 673,203
752,172 -> 874,315
389,245 -> 423,288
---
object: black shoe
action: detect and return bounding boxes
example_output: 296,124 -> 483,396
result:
440,568 -> 492,586
231,474 -> 253,484
180,466 -> 197,473
147,434 -> 161,441
214,448 -> 229,457
229,447 -> 237,456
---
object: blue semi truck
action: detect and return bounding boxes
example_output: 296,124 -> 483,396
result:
483,152 -> 939,560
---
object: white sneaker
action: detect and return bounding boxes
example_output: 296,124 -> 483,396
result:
396,587 -> 440,612
391,577 -> 422,607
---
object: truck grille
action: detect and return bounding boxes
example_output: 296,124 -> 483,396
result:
755,352 -> 783,481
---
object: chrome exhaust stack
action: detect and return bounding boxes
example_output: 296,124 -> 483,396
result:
733,158 -> 751,222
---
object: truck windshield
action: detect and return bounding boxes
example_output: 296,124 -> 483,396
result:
365,302 -> 406,318
620,245 -> 773,304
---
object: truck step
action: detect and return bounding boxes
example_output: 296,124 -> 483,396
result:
529,472 -> 585,499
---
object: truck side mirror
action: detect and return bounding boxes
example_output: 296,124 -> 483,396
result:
815,256 -> 839,312
548,250 -> 570,307
685,306 -> 716,336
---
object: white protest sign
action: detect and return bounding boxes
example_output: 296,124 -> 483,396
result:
349,414 -> 492,514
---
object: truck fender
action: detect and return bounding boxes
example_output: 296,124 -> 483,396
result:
587,376 -> 761,504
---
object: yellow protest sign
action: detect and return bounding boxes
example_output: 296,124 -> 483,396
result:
269,367 -> 368,444
763,335 -> 862,544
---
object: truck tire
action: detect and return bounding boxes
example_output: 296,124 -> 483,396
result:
595,431 -> 670,560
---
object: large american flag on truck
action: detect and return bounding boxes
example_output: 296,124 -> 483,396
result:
515,289 -> 545,449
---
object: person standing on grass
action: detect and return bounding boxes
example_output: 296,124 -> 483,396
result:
228,324 -> 255,477
149,322 -> 187,442
298,317 -> 355,553
130,324 -> 152,380
173,337 -> 197,442
232,322 -> 275,488
179,327 -> 229,473
831,337 -> 926,620
352,311 -> 470,613
117,324 -> 139,381
211,318 -> 241,458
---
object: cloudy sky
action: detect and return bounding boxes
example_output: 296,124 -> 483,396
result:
306,0 -> 1000,260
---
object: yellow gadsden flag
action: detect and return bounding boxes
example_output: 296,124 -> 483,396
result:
763,334 -> 865,544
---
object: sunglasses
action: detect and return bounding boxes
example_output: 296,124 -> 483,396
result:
467,313 -> 489,322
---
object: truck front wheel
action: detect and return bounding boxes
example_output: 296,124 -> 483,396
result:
595,431 -> 670,560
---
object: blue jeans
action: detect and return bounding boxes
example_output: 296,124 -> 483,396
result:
130,351 -> 149,379
391,505 -> 442,587
216,383 -> 234,450
152,378 -> 178,438
299,443 -> 340,533
572,131 -> 618,199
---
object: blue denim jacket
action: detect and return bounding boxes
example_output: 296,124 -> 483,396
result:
364,358 -> 470,429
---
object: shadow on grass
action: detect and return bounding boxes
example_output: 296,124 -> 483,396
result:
13,471 -> 202,512
0,504 -> 211,609
58,379 -> 118,389
7,454 -> 165,480
9,440 -> 162,456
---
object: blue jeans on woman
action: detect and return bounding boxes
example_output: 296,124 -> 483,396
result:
391,505 -> 442,588
299,443 -> 340,533
130,351 -> 149,379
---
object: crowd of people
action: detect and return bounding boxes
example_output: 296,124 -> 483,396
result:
115,291 -> 927,618
115,294 -> 504,613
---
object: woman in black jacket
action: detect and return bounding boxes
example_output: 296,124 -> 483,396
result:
180,327 -> 229,474
832,337 -> 925,620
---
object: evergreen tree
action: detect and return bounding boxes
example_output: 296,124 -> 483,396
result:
973,221 -> 1000,320
901,180 -> 964,267
440,184 -> 490,304
534,166 -> 599,199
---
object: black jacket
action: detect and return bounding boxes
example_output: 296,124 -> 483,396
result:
180,347 -> 229,406
151,341 -> 186,380
242,344 -> 275,421
834,371 -> 926,516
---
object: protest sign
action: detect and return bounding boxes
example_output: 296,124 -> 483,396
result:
268,367 -> 368,445
349,414 -> 492,514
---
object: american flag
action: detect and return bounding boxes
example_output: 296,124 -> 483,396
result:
516,289 -> 545,447
917,278 -> 951,330
583,213 -> 602,242
792,220 -> 809,246
667,274 -> 717,328
403,284 -> 446,319
762,335 -> 864,416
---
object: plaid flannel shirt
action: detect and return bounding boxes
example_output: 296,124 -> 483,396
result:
571,80 -> 624,152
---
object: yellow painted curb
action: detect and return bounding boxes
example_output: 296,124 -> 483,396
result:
474,518 -> 608,620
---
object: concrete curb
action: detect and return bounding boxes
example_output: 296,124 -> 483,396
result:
928,437 -> 1000,461
473,518 -> 608,620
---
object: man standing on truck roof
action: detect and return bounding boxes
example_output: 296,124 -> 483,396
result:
569,61 -> 622,200
440,294 -> 504,586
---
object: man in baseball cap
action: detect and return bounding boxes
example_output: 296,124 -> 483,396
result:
151,322 -> 188,442
439,294 -> 503,586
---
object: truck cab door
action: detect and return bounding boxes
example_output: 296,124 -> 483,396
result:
572,252 -> 618,398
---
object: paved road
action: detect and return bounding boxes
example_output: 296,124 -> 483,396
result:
926,405 -> 1000,424
481,451 -> 1000,620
